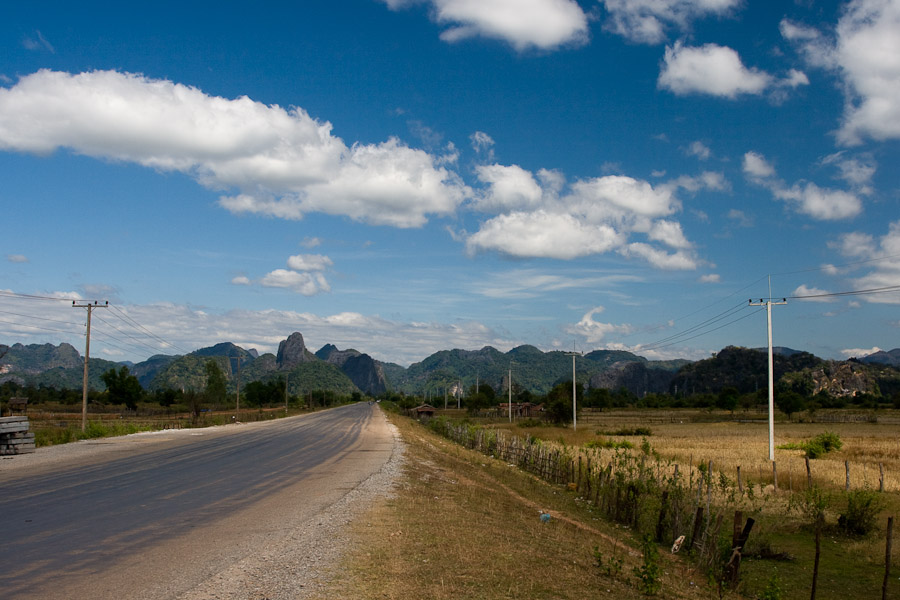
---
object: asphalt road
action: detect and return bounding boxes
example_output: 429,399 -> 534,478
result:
0,403 -> 396,599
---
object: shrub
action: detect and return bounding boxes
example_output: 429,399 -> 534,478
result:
633,535 -> 662,595
838,488 -> 884,536
518,418 -> 543,428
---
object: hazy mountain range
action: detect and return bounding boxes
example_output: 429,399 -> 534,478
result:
1,334 -> 899,400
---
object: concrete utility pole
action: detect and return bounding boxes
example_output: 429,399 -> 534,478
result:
72,301 -> 108,432
508,363 -> 514,422
750,282 -> 787,461
566,349 -> 582,431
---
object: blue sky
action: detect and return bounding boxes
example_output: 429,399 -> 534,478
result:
1,0 -> 899,367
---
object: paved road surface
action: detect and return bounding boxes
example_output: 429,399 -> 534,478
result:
0,403 -> 397,599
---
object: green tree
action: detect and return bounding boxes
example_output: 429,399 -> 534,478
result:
100,366 -> 143,410
717,386 -> 739,412
776,390 -> 806,421
204,360 -> 227,407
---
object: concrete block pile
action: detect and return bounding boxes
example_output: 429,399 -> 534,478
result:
0,416 -> 35,455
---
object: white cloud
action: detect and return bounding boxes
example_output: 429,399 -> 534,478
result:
470,130 -> 495,154
841,221 -> 900,303
601,0 -> 741,45
832,231 -> 877,258
383,0 -> 589,51
648,220 -> 691,249
840,346 -> 882,358
260,270 -> 331,296
686,140 -> 711,160
774,182 -> 862,221
22,30 -> 54,53
6,254 -> 28,263
473,164 -> 544,212
791,284 -> 835,302
784,1 -> 900,145
0,70 -> 469,229
565,306 -> 632,344
742,151 -> 775,179
470,268 -> 640,300
727,209 -> 753,227
231,276 -> 251,286
466,166 -> 712,269
699,273 -> 720,283
743,151 -> 862,221
465,210 -> 623,259
658,42 -> 773,98
619,243 -> 698,270
0,294 -> 524,366
286,254 -> 333,272
300,236 -> 321,249
821,152 -> 876,193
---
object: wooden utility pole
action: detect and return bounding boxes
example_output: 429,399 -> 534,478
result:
72,301 -> 108,432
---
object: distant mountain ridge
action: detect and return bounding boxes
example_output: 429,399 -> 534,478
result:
2,339 -> 898,401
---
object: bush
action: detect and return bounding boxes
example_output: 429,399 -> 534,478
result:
838,488 -> 884,536
517,418 -> 543,428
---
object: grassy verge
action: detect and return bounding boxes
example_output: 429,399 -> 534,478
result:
315,413 -> 711,600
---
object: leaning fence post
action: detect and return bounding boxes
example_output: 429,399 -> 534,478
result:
689,506 -> 704,552
883,516 -> 893,600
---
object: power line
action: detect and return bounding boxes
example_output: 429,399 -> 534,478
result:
789,284 -> 900,300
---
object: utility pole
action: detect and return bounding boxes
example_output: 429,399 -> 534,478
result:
750,279 -> 787,461
72,301 -> 108,432
508,362 -> 515,422
566,348 -> 582,431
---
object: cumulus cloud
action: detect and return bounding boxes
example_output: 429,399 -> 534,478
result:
465,210 -> 623,259
565,306 -> 632,344
841,346 -> 882,358
791,284 -> 835,302
743,151 -> 862,221
773,182 -> 862,221
465,166 -> 716,269
784,0 -> 900,145
472,164 -> 544,212
0,70 -> 469,228
686,140 -> 711,160
260,270 -> 331,295
837,221 -> 900,304
286,253 -> 333,272
742,151 -> 775,179
600,0 -> 741,45
231,275 -> 251,286
821,152 -> 876,194
382,0 -> 589,50
659,42 -> 787,98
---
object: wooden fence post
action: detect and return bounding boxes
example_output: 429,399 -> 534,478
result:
689,506 -> 704,553
846,460 -> 851,491
880,463 -> 885,493
772,461 -> 778,493
737,465 -> 743,494
806,457 -> 812,489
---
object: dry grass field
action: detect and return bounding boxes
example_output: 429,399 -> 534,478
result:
318,412 -> 713,600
